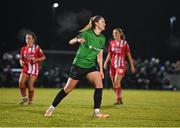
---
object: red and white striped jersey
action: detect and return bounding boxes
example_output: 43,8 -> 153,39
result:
20,44 -> 44,76
108,40 -> 130,68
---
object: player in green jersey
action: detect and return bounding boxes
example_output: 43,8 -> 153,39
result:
45,15 -> 110,118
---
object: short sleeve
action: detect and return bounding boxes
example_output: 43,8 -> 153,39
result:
100,36 -> 106,49
76,31 -> 88,40
125,41 -> 130,53
36,45 -> 45,57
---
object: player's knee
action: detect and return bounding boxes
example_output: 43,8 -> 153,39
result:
114,81 -> 121,87
29,85 -> 34,90
115,83 -> 121,87
95,84 -> 103,88
64,84 -> 74,93
19,80 -> 25,87
29,81 -> 35,86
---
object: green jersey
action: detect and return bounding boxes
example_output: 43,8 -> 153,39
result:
73,29 -> 106,68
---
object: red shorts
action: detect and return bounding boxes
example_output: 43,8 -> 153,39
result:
110,66 -> 126,77
22,63 -> 39,76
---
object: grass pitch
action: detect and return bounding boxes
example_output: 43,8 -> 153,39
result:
0,88 -> 180,127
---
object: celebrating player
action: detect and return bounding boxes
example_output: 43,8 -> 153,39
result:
104,28 -> 135,105
45,15 -> 110,118
19,32 -> 46,105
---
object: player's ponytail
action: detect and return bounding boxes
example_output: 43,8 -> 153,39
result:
79,15 -> 103,32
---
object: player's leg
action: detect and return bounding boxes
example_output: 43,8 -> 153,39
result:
51,78 -> 79,107
110,76 -> 115,90
19,73 -> 29,104
45,64 -> 82,117
110,66 -> 119,104
109,66 -> 116,92
28,75 -> 38,104
86,71 -> 110,118
45,78 -> 79,117
114,68 -> 125,105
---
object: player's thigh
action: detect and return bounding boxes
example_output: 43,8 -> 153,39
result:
86,71 -> 103,88
114,74 -> 123,86
29,75 -> 38,86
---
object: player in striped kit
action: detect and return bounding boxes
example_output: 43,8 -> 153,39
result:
104,28 -> 135,105
19,32 -> 46,105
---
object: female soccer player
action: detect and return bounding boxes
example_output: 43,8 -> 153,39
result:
104,28 -> 135,105
19,32 -> 46,104
45,15 -> 110,118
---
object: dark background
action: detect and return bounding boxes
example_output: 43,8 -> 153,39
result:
1,0 -> 180,62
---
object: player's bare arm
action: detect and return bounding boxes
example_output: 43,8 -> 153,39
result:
104,52 -> 111,70
69,37 -> 86,45
127,52 -> 136,73
97,49 -> 104,79
20,60 -> 24,67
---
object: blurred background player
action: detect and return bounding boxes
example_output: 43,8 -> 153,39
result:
19,32 -> 46,105
104,28 -> 135,105
45,15 -> 110,118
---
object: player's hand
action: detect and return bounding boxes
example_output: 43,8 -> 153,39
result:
32,58 -> 38,63
77,38 -> 86,44
131,66 -> 136,73
69,38 -> 85,45
100,70 -> 104,79
104,63 -> 108,70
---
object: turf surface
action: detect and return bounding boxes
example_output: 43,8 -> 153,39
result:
0,88 -> 180,127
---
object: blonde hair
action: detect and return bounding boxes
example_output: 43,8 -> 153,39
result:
79,15 -> 103,32
114,28 -> 126,40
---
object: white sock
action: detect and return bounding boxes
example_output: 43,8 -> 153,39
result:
48,105 -> 55,111
94,108 -> 100,114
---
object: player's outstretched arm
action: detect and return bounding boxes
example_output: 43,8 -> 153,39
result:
69,37 -> 85,45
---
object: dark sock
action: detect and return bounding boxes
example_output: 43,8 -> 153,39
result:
94,88 -> 102,109
20,87 -> 26,97
52,89 -> 68,107
116,86 -> 122,102
28,90 -> 34,101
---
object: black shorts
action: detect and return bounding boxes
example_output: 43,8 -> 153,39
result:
69,64 -> 99,80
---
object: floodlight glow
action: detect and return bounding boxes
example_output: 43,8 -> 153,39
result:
170,16 -> 176,24
53,3 -> 59,8
170,16 -> 176,28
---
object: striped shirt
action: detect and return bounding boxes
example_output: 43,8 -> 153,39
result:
108,40 -> 130,68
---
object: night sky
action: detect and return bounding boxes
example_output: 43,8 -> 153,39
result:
1,0 -> 180,61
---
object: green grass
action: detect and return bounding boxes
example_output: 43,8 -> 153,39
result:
0,88 -> 180,127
